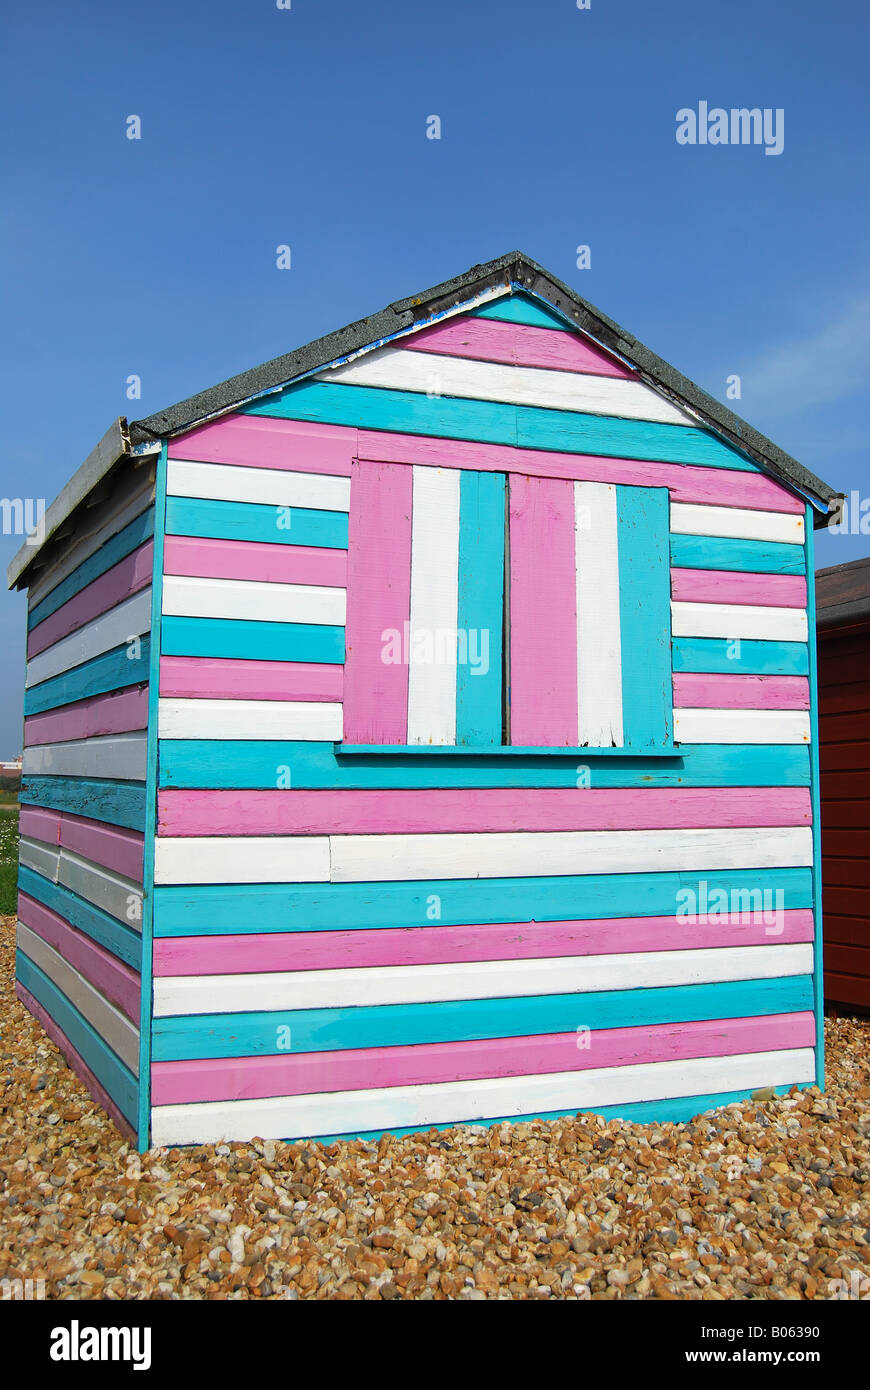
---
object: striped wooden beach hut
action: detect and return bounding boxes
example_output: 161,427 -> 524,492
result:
7,252 -> 841,1150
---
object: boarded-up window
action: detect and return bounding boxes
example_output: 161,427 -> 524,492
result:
343,459 -> 672,750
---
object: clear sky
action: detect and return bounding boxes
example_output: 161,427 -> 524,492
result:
1,0 -> 868,756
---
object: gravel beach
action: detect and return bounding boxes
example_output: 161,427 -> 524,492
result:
1,915 -> 868,1301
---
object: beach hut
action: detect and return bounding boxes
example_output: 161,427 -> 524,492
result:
7,252 -> 841,1150
816,556 -> 870,1012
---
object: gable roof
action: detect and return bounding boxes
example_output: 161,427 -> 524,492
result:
8,250 -> 841,590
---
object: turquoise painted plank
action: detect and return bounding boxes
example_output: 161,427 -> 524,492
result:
138,442 -> 166,1150
456,470 -> 504,745
673,636 -> 808,677
670,534 -> 805,575
617,485 -> 672,748
154,866 -> 812,937
515,406 -> 755,471
804,505 -> 824,1089
27,509 -> 155,630
244,382 -> 757,473
151,975 -> 814,1061
17,951 -> 138,1124
165,496 -> 348,549
18,866 -> 142,969
247,380 -> 518,444
161,616 -> 345,664
471,294 -> 574,331
158,738 -> 810,790
19,775 -> 146,830
311,1082 -> 807,1144
23,640 -> 151,716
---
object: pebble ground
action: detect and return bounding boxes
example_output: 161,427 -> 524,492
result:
1,916 -> 868,1300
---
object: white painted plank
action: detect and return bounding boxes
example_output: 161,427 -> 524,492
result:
407,466 -> 461,745
671,601 -> 808,642
18,836 -> 61,881
25,590 -> 152,687
154,943 -> 813,1017
16,923 -> 139,1072
166,459 -> 350,512
26,468 -> 155,609
670,503 -> 805,545
575,482 -> 623,746
21,732 -> 148,781
154,836 -> 331,885
328,825 -> 813,883
157,698 -> 343,741
151,1047 -> 816,1145
161,575 -> 346,626
674,708 -> 811,745
320,347 -> 693,426
57,849 -> 143,926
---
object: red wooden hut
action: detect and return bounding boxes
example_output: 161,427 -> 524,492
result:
817,556 -> 870,1011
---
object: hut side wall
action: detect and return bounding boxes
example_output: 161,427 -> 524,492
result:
147,291 -> 822,1145
14,461 -> 156,1140
818,620 -> 870,1010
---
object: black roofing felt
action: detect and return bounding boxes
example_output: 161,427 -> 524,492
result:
129,250 -> 839,513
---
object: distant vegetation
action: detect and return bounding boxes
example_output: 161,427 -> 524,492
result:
0,808 -> 19,915
0,771 -> 20,805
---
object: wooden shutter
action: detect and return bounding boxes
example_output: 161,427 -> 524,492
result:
343,460 -> 505,747
508,476 -> 672,749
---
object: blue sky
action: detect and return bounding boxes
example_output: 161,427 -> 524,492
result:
1,0 -> 868,756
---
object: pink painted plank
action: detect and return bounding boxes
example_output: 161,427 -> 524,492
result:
18,806 -> 144,878
168,414 -> 353,475
163,535 -> 347,587
27,542 -> 153,658
153,910 -> 815,978
15,982 -> 136,1141
18,891 -> 141,1021
23,685 -> 148,747
150,1011 -> 816,1106
673,673 -> 810,711
508,474 -> 578,745
18,805 -> 61,844
157,785 -> 812,838
671,568 -> 807,609
405,314 -> 634,378
160,655 -> 343,702
356,429 -> 805,514
58,814 -> 144,881
342,459 -> 413,743
170,414 -> 804,513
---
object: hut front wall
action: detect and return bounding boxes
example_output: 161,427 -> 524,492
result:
14,460 -> 156,1142
149,293 -> 821,1146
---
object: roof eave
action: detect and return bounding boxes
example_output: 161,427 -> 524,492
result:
7,418 -> 131,591
10,252 -> 843,593
128,250 -> 840,517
